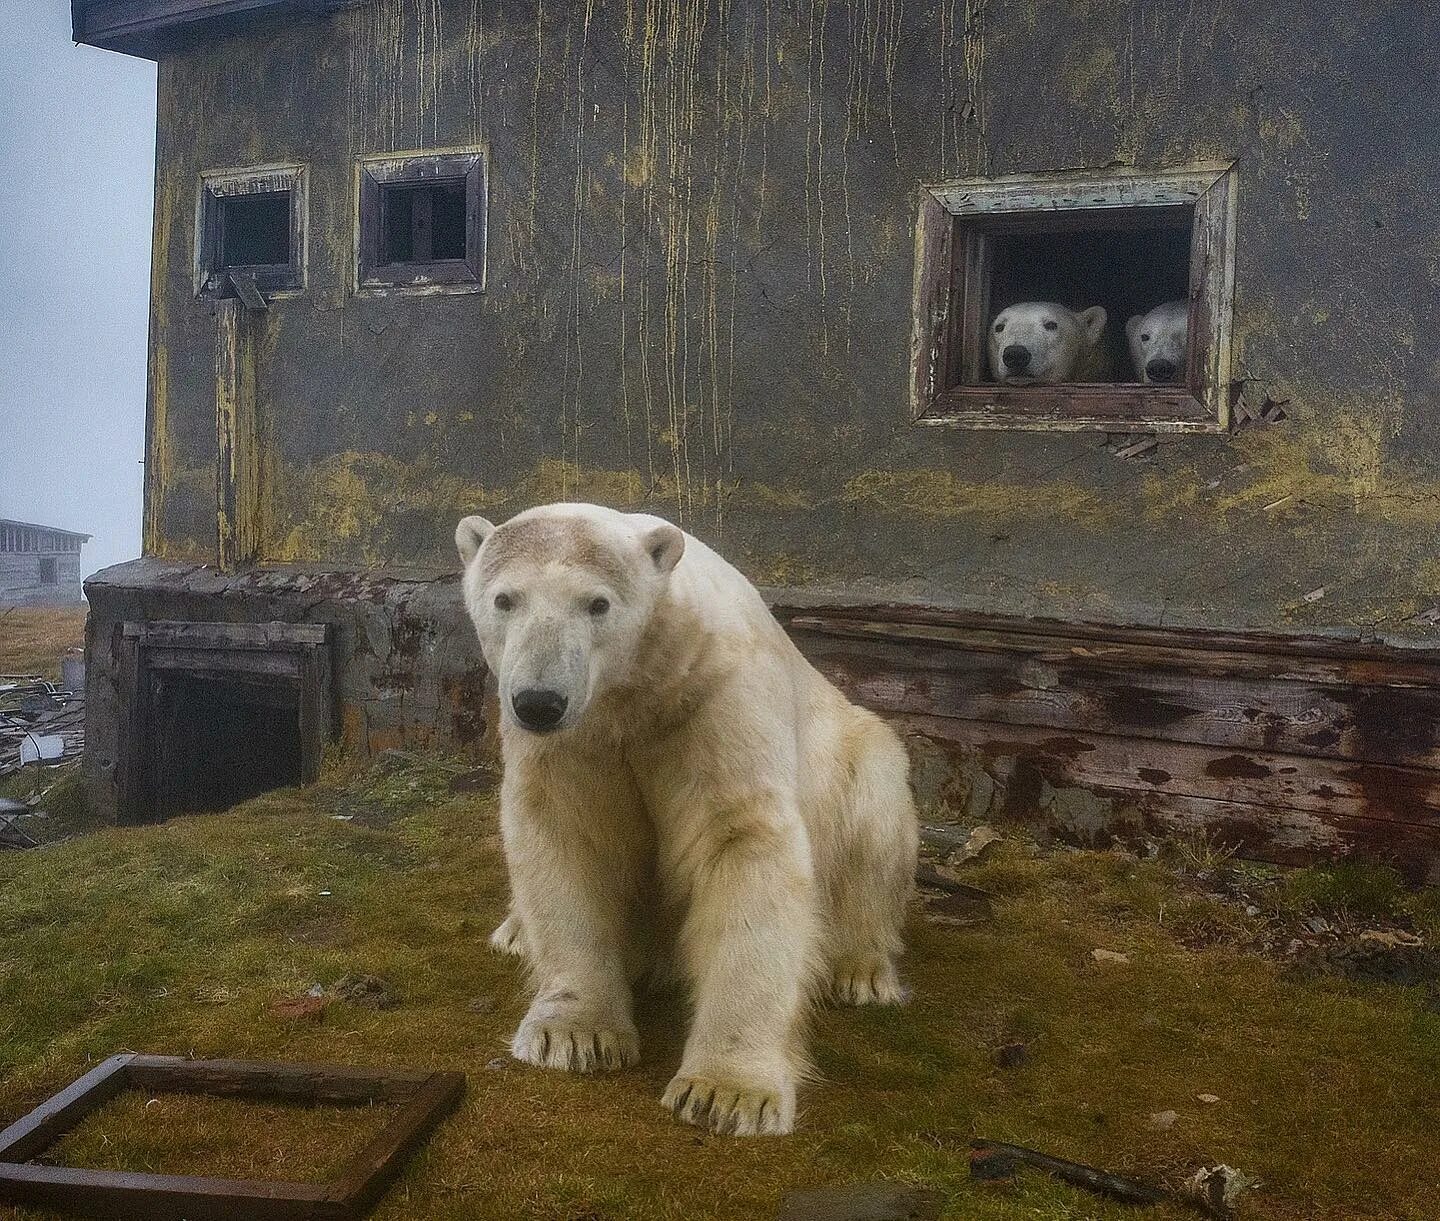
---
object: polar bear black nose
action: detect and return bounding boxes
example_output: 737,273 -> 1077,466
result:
1146,358 -> 1178,382
1002,344 -> 1031,371
513,688 -> 568,732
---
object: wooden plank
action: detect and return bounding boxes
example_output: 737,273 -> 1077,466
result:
928,163 -> 1231,215
795,630 -> 1440,768
781,612 -> 1440,686
145,649 -> 303,678
327,1072 -> 465,1213
908,190 -> 954,419
894,713 -> 1440,828
0,1163 -> 336,1221
125,1057 -> 434,1105
930,383 -> 1212,426
0,1055 -> 134,1162
1137,792 -> 1440,886
128,621 -> 329,649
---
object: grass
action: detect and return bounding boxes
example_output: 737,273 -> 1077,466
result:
0,607 -> 86,681
2,756 -> 1439,1219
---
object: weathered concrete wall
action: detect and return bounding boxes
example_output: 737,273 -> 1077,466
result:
144,0 -> 1440,635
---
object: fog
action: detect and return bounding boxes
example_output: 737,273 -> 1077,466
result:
0,4 -> 156,581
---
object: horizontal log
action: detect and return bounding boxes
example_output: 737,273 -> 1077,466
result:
786,615 -> 1440,689
125,1056 -> 434,1104
895,714 -> 1440,828
0,1164 -> 336,1221
797,632 -> 1440,768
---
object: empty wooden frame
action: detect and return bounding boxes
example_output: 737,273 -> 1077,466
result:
0,1054 -> 464,1220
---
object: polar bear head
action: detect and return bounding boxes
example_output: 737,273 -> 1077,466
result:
988,302 -> 1107,385
455,503 -> 685,735
1126,299 -> 1189,383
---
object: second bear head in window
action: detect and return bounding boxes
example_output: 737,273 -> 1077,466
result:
989,302 -> 1109,385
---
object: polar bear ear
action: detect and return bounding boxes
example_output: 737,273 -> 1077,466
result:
1078,306 -> 1107,345
1126,313 -> 1144,342
642,521 -> 685,574
455,515 -> 495,566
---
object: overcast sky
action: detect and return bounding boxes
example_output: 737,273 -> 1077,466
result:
0,4 -> 155,580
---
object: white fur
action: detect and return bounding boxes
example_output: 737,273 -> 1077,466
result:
989,301 -> 1107,385
457,503 -> 919,1136
1126,299 -> 1189,383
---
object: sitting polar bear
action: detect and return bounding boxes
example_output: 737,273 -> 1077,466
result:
456,503 -> 918,1136
989,301 -> 1108,384
1126,299 -> 1189,383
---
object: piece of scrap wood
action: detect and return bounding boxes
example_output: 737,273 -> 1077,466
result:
967,1140 -> 1169,1207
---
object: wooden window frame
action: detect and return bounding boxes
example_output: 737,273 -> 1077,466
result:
355,148 -> 487,295
910,163 -> 1237,433
0,1053 -> 464,1220
195,163 -> 307,300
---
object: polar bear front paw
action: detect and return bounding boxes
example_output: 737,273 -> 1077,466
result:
511,1014 -> 639,1073
661,1072 -> 795,1136
488,913 -> 528,958
829,957 -> 908,1006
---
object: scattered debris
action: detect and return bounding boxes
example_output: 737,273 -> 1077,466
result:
1111,435 -> 1159,461
269,994 -> 330,1022
967,1139 -> 1168,1207
1301,586 -> 1327,604
485,1057 -> 508,1071
1091,949 -> 1131,965
1181,1164 -> 1260,1216
1358,929 -> 1423,949
948,825 -> 1002,865
332,973 -> 400,1010
0,797 -> 37,850
466,994 -> 496,1015
992,1042 -> 1028,1070
1196,1093 -> 1221,1105
449,765 -> 500,794
0,676 -> 83,778
915,865 -> 994,926
777,1183 -> 943,1221
1148,1110 -> 1179,1131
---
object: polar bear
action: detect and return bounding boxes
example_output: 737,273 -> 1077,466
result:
989,301 -> 1108,384
455,503 -> 918,1137
1126,300 -> 1189,383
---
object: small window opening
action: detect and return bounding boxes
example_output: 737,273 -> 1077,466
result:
218,191 -> 291,267
38,557 -> 58,585
981,213 -> 1192,384
357,149 -> 486,293
912,165 -> 1237,431
381,180 -> 468,264
197,165 -> 306,299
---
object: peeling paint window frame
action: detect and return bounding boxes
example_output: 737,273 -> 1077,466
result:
195,163 -> 308,300
355,148 -> 487,296
910,163 -> 1237,434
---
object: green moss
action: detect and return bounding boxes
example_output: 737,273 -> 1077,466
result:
1275,862 -> 1409,921
2,757 -> 1440,1219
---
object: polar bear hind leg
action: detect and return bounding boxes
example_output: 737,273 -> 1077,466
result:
824,712 -> 918,1006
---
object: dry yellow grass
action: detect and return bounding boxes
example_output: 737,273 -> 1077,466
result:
2,754 -> 1438,1219
0,608 -> 86,681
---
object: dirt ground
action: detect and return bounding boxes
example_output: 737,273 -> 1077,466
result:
0,607 -> 86,680
3,751 -> 1439,1219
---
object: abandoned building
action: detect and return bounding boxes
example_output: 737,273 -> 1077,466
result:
0,519 -> 90,608
73,1 -> 1439,877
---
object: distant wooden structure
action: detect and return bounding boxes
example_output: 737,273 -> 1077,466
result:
0,520 -> 90,607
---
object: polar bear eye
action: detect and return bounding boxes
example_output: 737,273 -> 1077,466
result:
993,322 -> 1005,333
1043,320 -> 1059,332
493,593 -> 513,612
588,596 -> 610,617
1141,333 -> 1152,342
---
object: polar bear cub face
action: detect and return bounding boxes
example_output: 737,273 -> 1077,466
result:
456,504 -> 685,735
1126,299 -> 1189,383
989,302 -> 1107,385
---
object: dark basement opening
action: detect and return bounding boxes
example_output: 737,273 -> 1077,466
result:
380,180 -> 468,263
980,208 -> 1193,382
218,191 -> 292,267
150,671 -> 301,819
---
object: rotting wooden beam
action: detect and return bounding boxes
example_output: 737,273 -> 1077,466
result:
214,298 -> 259,573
